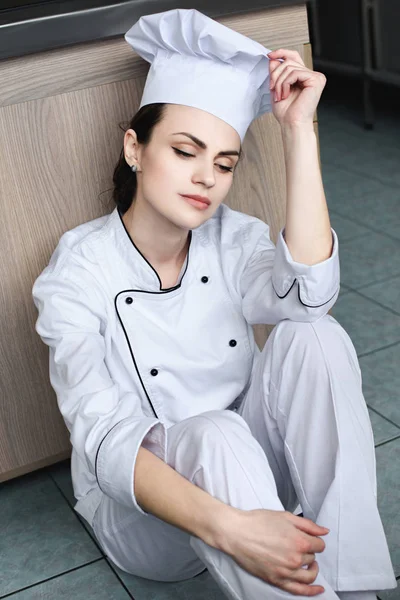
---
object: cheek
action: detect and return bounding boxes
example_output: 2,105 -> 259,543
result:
142,157 -> 175,197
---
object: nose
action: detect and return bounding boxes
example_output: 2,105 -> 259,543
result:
193,162 -> 216,188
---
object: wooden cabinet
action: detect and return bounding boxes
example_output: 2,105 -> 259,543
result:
0,4 -> 316,481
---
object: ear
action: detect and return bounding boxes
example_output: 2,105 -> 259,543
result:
124,129 -> 139,163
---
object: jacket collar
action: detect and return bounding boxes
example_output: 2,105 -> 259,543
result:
101,206 -> 195,292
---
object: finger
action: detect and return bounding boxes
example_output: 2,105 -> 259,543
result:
301,553 -> 317,567
269,58 -> 283,79
282,580 -> 325,597
291,514 -> 330,530
307,535 -> 327,554
276,68 -> 317,101
291,560 -> 320,584
290,514 -> 330,535
274,66 -> 307,100
268,48 -> 305,67
269,60 -> 304,89
294,530 -> 327,555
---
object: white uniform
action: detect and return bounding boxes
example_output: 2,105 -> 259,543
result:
32,203 -> 397,598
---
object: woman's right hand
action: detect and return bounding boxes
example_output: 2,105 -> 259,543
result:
218,508 -> 330,596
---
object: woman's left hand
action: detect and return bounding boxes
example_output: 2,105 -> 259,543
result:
267,48 -> 327,127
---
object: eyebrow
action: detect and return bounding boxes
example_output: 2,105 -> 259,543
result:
170,132 -> 240,157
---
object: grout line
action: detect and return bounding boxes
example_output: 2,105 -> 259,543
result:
47,469 -> 106,557
341,273 -> 400,291
324,159 -> 400,192
348,288 -> 400,318
46,469 -> 136,598
357,338 -> 400,359
369,406 -> 400,431
104,558 -> 137,599
368,405 -> 400,432
327,208 -> 398,241
374,433 -> 400,449
319,131 -> 400,190
327,214 -> 378,243
338,280 -> 400,311
332,212 -> 400,246
0,558 -> 104,599
355,274 -> 400,291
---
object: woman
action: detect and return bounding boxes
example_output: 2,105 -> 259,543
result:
32,8 -> 396,600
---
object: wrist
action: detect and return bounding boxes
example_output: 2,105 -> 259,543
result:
204,504 -> 243,553
280,120 -> 315,139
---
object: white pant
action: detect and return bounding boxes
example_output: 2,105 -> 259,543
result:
92,315 -> 397,599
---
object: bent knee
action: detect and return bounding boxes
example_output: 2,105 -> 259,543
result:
273,314 -> 343,346
175,409 -> 252,448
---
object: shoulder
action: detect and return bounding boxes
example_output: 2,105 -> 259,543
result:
33,211 -> 112,293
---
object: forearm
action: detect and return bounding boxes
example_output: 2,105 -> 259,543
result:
281,122 -> 333,265
134,445 -> 237,549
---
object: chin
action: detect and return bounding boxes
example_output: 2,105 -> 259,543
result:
165,206 -> 213,230
173,216 -> 209,231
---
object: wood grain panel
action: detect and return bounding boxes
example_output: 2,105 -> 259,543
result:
0,79 -> 147,478
0,7 -> 319,479
0,4 -> 308,107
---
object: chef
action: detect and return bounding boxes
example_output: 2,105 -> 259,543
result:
32,8 -> 397,600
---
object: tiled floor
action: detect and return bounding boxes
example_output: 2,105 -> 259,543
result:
2,94 -> 399,599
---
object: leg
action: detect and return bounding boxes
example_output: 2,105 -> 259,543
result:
93,409 -> 340,598
237,314 -> 397,594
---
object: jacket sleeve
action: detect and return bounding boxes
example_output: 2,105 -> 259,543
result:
32,255 -> 166,516
239,222 -> 340,325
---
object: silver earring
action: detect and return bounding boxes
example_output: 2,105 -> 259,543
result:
131,164 -> 138,173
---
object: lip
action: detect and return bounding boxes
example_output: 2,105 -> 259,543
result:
180,194 -> 210,206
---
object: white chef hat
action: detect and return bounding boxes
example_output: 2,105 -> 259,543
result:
124,8 -> 273,143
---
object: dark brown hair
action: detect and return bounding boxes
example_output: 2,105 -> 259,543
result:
112,102 -> 243,214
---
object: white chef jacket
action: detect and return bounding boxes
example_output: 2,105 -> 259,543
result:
32,203 -> 340,527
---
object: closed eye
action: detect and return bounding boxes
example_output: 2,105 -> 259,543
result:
172,147 -> 233,173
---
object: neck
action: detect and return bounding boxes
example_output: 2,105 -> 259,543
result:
121,198 -> 190,269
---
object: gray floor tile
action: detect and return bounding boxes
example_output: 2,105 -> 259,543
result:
318,104 -> 400,148
330,292 -> 400,356
9,559 -> 131,599
382,222 -> 400,243
338,231 -> 400,290
46,459 -> 102,547
318,115 -> 400,187
378,580 -> 400,600
322,167 -> 400,239
339,282 -> 352,296
329,211 -> 373,243
107,561 -> 224,600
369,408 -> 400,446
358,276 -> 400,314
376,437 -> 400,577
322,163 -> 383,216
360,343 -> 400,427
47,459 -> 75,506
0,470 -> 101,596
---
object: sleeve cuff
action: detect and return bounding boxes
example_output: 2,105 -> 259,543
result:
272,227 -> 340,307
95,417 -> 167,515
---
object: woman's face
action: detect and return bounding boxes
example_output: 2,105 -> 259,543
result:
124,104 -> 241,231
